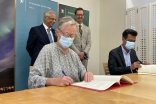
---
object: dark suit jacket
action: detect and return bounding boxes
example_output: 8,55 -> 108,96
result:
26,24 -> 57,66
108,45 -> 142,75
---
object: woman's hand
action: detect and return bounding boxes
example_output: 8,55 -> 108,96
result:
84,71 -> 94,82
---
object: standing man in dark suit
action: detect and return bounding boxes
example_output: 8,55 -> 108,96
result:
108,29 -> 145,75
26,10 -> 57,66
70,7 -> 91,70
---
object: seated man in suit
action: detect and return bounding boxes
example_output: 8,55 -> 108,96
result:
26,10 -> 57,66
108,29 -> 149,75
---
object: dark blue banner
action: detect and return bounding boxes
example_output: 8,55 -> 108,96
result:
16,0 -> 58,91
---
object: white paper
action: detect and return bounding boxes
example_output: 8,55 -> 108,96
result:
138,64 -> 156,74
72,80 -> 117,91
72,75 -> 123,91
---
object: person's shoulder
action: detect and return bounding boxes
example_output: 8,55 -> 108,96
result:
31,24 -> 42,29
51,28 -> 55,33
82,24 -> 91,34
131,49 -> 137,53
69,48 -> 76,54
69,49 -> 78,56
30,24 -> 43,31
43,43 -> 56,50
83,24 -> 90,29
109,46 -> 121,53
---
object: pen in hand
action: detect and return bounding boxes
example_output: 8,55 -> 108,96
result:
62,70 -> 67,76
62,70 -> 73,85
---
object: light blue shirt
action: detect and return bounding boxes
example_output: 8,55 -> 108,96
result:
121,45 -> 131,67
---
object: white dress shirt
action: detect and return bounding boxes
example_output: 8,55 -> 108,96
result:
43,23 -> 54,42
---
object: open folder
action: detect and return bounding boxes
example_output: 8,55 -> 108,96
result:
138,64 -> 156,75
71,75 -> 134,92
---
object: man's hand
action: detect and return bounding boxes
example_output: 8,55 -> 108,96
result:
78,52 -> 85,60
78,54 -> 84,60
144,61 -> 150,65
84,71 -> 94,82
130,61 -> 141,70
46,76 -> 73,86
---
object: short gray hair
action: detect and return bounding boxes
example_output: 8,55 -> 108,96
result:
58,16 -> 76,30
43,10 -> 55,17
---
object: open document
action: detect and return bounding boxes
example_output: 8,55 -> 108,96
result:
138,64 -> 156,75
71,75 -> 134,91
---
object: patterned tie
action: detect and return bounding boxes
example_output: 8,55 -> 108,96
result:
47,28 -> 53,43
79,25 -> 82,36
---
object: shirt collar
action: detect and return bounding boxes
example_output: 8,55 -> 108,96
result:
121,45 -> 131,54
43,23 -> 51,30
76,22 -> 83,28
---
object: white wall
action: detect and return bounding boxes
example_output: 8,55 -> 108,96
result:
127,0 -> 156,8
99,0 -> 126,74
52,0 -> 100,74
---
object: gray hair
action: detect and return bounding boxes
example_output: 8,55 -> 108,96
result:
43,10 -> 55,17
58,16 -> 76,30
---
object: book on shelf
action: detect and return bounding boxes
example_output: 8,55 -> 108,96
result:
71,75 -> 134,92
138,64 -> 156,75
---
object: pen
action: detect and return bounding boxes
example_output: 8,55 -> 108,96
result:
62,70 -> 67,76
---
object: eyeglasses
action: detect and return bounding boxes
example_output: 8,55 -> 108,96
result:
76,14 -> 84,16
47,16 -> 56,21
59,29 -> 75,38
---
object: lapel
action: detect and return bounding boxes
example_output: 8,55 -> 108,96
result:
39,24 -> 50,43
51,29 -> 55,35
76,26 -> 81,39
51,28 -> 57,42
81,24 -> 85,37
118,45 -> 126,66
130,50 -> 134,64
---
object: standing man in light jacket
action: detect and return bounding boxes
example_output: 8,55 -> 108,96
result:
70,7 -> 91,70
26,10 -> 57,66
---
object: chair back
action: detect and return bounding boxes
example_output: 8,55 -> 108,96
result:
102,63 -> 110,75
29,66 -> 33,70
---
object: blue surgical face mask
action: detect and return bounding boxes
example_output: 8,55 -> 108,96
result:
59,35 -> 74,48
125,41 -> 135,50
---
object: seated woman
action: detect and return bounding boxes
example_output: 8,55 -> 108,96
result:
28,16 -> 93,88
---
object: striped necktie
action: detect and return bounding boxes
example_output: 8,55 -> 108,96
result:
47,28 -> 53,43
79,25 -> 82,36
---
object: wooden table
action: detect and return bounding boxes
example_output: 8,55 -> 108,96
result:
0,73 -> 156,104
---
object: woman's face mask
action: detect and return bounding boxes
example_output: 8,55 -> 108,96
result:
59,35 -> 74,48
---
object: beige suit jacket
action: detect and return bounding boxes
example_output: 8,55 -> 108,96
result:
70,24 -> 91,56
